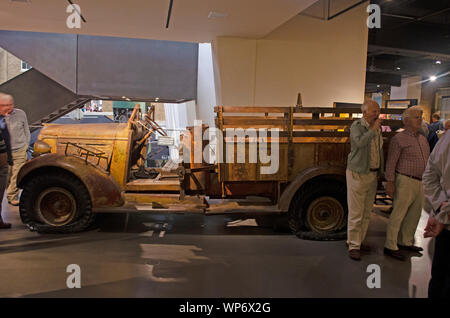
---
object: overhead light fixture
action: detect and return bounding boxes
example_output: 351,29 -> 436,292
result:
435,60 -> 442,64
396,67 -> 401,70
377,85 -> 380,88
429,76 -> 437,82
155,97 -> 160,102
166,0 -> 174,28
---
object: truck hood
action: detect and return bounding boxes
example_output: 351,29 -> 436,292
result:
39,123 -> 129,139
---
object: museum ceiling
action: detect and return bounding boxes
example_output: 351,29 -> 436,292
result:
366,0 -> 450,91
0,0 -> 317,42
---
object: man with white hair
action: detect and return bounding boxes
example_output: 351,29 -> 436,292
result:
384,106 -> 430,260
346,99 -> 383,260
0,93 -> 30,206
0,96 -> 13,229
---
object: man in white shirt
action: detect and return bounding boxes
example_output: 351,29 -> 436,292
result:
423,130 -> 450,298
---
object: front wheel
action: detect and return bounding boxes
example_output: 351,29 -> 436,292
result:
19,172 -> 95,233
288,179 -> 347,240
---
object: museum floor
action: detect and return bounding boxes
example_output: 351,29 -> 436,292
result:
0,200 -> 433,298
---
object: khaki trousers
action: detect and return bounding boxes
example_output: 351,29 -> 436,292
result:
346,169 -> 378,250
385,173 -> 423,250
6,145 -> 28,202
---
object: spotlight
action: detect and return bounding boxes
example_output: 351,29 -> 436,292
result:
435,60 -> 442,64
396,67 -> 401,70
429,76 -> 437,82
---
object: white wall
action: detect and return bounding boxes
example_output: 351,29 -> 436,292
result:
212,1 -> 369,107
196,43 -> 217,127
164,101 -> 197,160
391,77 -> 408,100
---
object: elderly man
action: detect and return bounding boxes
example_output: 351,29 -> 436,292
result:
346,99 -> 383,261
431,112 -> 444,133
423,130 -> 450,298
384,106 -> 430,260
0,94 -> 30,206
0,97 -> 13,229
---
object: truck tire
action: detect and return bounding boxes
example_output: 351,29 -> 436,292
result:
19,172 -> 95,233
288,179 -> 347,241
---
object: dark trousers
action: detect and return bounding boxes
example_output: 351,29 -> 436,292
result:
429,229 -> 450,299
0,165 -> 8,219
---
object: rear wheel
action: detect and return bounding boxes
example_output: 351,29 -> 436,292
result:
20,172 -> 95,233
288,179 -> 347,240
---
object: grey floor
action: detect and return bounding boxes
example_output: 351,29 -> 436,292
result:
0,200 -> 434,298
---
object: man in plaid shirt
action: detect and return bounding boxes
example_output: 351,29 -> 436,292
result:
384,106 -> 430,260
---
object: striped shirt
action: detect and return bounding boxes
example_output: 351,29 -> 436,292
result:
385,129 -> 430,182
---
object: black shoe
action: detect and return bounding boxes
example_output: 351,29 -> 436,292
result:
348,249 -> 361,261
398,245 -> 423,252
384,248 -> 405,261
0,222 -> 11,229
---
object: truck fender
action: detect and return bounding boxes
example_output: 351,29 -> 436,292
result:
278,166 -> 346,212
17,154 -> 124,208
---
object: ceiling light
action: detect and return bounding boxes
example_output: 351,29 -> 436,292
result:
429,76 -> 437,82
435,60 -> 442,64
396,67 -> 401,70
377,85 -> 380,87
155,97 -> 160,102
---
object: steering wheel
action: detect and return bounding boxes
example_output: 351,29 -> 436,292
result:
128,105 -> 169,154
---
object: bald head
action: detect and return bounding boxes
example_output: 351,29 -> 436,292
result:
362,99 -> 381,125
0,93 -> 14,116
0,93 -> 13,104
361,99 -> 380,112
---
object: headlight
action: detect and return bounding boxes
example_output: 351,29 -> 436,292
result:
33,141 -> 51,157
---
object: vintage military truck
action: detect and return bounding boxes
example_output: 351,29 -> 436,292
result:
17,104 -> 403,240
